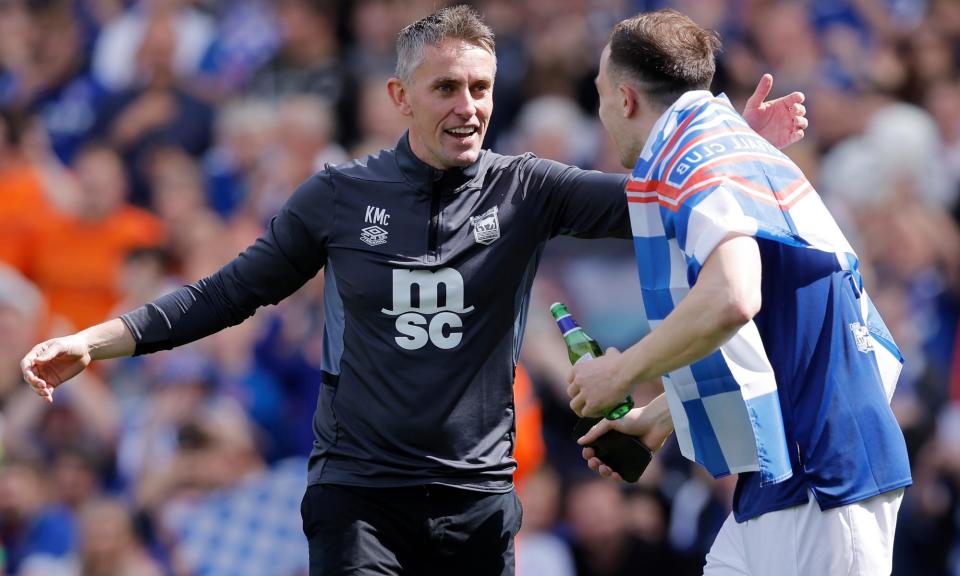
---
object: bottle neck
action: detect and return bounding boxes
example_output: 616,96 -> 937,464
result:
554,314 -> 580,337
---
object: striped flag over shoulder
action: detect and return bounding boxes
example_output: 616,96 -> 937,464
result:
627,91 -> 903,486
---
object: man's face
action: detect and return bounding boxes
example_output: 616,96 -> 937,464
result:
75,149 -> 127,221
596,45 -> 641,169
397,38 -> 494,169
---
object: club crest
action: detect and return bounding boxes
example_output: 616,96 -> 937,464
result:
470,206 -> 500,245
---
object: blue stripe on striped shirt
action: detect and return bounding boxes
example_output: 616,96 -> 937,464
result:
684,398 -> 732,476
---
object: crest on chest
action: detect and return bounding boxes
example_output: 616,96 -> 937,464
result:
469,206 -> 500,245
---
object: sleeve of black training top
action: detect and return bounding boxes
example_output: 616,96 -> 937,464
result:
119,173 -> 333,355
520,156 -> 631,240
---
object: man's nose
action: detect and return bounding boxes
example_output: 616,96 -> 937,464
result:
452,89 -> 478,118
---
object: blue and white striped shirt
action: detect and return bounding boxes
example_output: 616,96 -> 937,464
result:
628,91 -> 912,520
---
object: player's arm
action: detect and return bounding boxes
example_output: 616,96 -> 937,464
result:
568,234 -> 762,417
21,174 -> 333,402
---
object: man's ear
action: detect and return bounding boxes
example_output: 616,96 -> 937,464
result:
387,77 -> 413,117
619,82 -> 640,119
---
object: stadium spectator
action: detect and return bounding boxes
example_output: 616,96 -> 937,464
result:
27,142 -> 163,331
93,6 -> 214,206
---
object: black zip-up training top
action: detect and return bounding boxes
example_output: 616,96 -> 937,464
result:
121,133 -> 630,492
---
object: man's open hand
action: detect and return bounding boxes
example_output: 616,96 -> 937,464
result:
20,335 -> 92,403
742,74 -> 807,149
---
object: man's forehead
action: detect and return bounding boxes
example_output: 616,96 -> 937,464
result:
417,39 -> 496,79
596,45 -> 614,84
598,44 -> 611,69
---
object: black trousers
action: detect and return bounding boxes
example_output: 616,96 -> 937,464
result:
301,483 -> 522,576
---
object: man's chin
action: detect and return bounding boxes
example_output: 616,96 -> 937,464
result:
448,148 -> 481,167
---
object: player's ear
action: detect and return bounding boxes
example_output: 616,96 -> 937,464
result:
619,82 -> 639,119
388,77 -> 413,117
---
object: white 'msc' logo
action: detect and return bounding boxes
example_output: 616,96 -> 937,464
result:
381,268 -> 474,350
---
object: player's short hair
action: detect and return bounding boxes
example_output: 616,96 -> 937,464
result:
395,5 -> 496,83
607,9 -> 721,108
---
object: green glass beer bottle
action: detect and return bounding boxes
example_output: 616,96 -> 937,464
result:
550,302 -> 634,420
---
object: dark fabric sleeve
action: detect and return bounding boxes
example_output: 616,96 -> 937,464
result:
120,173 -> 333,355
521,156 -> 632,239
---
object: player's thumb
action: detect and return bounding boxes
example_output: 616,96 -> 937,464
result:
578,418 -> 614,445
746,73 -> 773,110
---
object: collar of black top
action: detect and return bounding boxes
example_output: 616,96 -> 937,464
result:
395,132 -> 485,194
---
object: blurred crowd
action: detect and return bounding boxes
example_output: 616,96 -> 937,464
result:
0,0 -> 958,575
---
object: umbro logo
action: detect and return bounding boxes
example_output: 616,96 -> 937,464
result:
361,225 -> 388,246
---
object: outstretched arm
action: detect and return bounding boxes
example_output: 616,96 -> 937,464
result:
742,74 -> 807,149
21,175 -> 332,403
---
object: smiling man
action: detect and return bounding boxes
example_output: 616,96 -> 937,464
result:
20,6 -> 806,576
388,30 -> 494,168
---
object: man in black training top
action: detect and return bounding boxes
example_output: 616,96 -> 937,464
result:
21,6 -> 806,575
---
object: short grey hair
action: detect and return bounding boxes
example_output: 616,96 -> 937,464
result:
395,5 -> 496,83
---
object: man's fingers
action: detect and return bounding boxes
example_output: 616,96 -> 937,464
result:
569,396 -> 585,416
792,102 -> 806,117
21,345 -> 57,402
582,447 -> 596,461
23,368 -> 52,402
578,417 -> 613,445
585,450 -> 624,482
583,401 -> 607,418
775,91 -> 805,111
790,129 -> 805,145
21,350 -> 46,388
796,116 -> 809,130
746,73 -> 773,110
20,353 -> 36,379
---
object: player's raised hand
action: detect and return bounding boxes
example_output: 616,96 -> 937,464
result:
20,335 -> 92,403
742,74 -> 807,149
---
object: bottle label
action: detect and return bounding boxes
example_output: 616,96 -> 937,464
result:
574,352 -> 594,366
556,316 -> 579,336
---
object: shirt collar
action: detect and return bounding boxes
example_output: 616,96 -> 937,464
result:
395,132 -> 485,193
637,90 -> 718,164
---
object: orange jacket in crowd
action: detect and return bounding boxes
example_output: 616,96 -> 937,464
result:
0,164 -> 49,273
27,204 -> 164,331
513,363 -> 545,492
